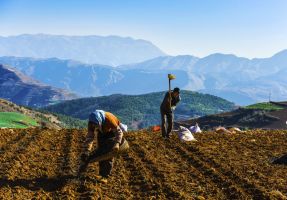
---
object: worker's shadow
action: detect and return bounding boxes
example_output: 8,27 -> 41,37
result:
0,175 -> 76,192
271,153 -> 287,165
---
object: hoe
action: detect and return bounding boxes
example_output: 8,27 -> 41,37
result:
168,73 -> 176,109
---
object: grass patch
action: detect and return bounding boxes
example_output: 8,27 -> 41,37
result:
245,102 -> 284,111
0,112 -> 38,128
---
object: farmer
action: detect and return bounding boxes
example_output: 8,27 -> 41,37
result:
80,110 -> 124,183
160,87 -> 181,138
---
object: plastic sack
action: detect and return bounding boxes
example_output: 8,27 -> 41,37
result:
189,123 -> 202,133
228,127 -> 244,133
214,126 -> 231,134
177,126 -> 197,142
120,123 -> 128,132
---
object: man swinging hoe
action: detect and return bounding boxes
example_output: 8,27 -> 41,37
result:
160,74 -> 181,138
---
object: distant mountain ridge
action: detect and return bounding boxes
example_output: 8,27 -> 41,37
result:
0,34 -> 166,66
1,49 -> 287,105
119,55 -> 199,70
120,50 -> 287,105
43,90 -> 236,129
0,56 -> 188,97
0,64 -> 76,107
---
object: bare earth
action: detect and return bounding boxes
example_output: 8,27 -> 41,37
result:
0,128 -> 286,199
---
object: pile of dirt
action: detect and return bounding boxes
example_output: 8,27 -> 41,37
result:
0,128 -> 286,199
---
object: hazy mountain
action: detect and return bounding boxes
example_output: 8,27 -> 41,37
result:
119,55 -> 199,70
44,90 -> 236,129
193,51 -> 287,104
0,64 -> 76,107
0,57 -> 188,97
122,51 -> 287,105
2,49 -> 287,105
0,34 -> 166,66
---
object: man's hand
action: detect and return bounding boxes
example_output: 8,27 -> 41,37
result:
112,143 -> 120,152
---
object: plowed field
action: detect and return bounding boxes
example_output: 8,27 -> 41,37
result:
0,128 -> 286,199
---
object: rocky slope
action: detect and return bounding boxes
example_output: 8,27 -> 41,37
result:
0,64 -> 76,107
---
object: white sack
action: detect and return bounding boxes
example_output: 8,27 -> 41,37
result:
189,123 -> 202,133
178,126 -> 197,142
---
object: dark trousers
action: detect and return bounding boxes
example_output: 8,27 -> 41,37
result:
161,110 -> 173,138
89,133 -> 117,178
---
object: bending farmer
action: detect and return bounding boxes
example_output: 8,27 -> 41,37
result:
160,87 -> 181,138
80,110 -> 125,181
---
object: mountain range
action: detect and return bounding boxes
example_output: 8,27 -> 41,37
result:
1,50 -> 287,105
1,34 -> 287,105
120,51 -> 287,105
0,34 -> 166,66
0,64 -> 76,107
0,56 -> 188,97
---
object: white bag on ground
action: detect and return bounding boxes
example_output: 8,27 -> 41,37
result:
214,126 -> 231,134
120,123 -> 128,132
189,123 -> 202,133
228,127 -> 244,133
178,126 -> 197,142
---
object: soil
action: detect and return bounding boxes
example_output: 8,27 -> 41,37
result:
0,128 -> 286,199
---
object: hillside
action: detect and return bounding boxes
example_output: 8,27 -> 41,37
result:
0,98 -> 86,129
43,90 -> 236,129
0,64 -> 76,107
0,128 -> 286,199
0,112 -> 38,128
0,34 -> 166,66
178,101 -> 287,130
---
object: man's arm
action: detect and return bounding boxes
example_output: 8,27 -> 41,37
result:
111,126 -> 123,151
162,92 -> 171,110
83,121 -> 97,154
171,95 -> 181,109
175,95 -> 181,105
115,126 -> 123,144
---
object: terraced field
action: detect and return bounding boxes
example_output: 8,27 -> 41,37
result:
0,128 -> 286,199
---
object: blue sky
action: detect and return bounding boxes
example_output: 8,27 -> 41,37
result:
0,0 -> 286,58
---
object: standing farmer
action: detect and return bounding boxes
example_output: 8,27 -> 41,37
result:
160,87 -> 181,138
80,110 -> 126,183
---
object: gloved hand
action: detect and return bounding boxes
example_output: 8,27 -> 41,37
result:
112,143 -> 120,152
80,152 -> 89,163
171,106 -> 176,111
